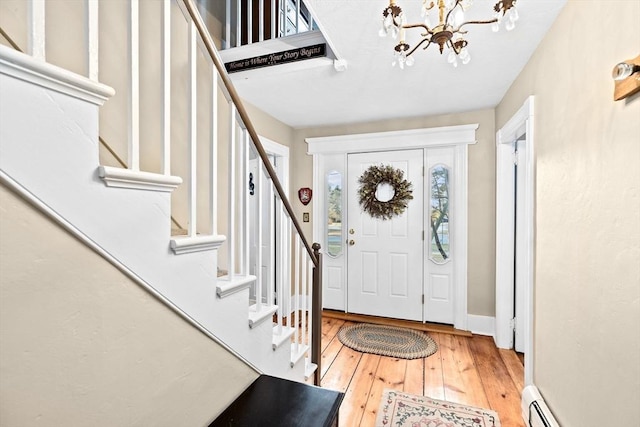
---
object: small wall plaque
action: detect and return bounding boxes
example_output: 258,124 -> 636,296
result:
298,187 -> 312,205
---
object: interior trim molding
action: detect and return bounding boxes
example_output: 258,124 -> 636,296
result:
98,166 -> 183,193
306,124 -> 479,154
467,314 -> 496,337
0,44 -> 114,105
170,235 -> 226,255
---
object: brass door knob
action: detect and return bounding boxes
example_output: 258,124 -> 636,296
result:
348,239 -> 355,246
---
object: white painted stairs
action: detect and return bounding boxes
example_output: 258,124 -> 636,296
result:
0,43 -> 316,384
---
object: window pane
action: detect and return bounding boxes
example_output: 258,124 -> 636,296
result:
430,165 -> 450,263
327,171 -> 342,258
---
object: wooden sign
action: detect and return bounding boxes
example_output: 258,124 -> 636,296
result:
225,44 -> 326,73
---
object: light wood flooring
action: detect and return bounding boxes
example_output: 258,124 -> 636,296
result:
314,316 -> 525,427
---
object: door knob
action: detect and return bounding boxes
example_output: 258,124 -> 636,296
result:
348,239 -> 355,246
349,229 -> 355,235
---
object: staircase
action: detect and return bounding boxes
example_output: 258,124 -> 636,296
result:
0,0 -> 321,386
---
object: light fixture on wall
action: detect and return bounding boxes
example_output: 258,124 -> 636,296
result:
379,0 -> 520,69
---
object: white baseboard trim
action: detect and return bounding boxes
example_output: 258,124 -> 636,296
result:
467,314 -> 496,337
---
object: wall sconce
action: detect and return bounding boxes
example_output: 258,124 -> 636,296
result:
613,54 -> 640,101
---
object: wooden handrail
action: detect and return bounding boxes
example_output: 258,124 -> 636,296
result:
180,0 -> 318,267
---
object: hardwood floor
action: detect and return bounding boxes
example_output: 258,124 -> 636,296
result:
314,317 -> 525,427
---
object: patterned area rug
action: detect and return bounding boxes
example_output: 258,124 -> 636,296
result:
376,389 -> 501,427
337,323 -> 437,359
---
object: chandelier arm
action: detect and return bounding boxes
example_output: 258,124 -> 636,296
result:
405,38 -> 432,56
402,23 -> 433,34
444,0 -> 464,26
448,39 -> 460,55
456,18 -> 498,32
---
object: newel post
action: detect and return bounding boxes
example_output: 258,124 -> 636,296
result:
312,242 -> 323,386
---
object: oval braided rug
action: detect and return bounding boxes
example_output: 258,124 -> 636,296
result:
337,323 -> 438,359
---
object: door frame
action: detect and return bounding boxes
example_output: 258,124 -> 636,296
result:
249,136 -> 289,304
495,96 -> 535,386
307,124 -> 477,331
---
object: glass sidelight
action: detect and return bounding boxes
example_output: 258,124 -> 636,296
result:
429,165 -> 450,264
326,170 -> 342,257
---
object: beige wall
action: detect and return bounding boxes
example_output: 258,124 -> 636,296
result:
495,1 -> 640,425
292,109 -> 497,317
0,184 -> 258,427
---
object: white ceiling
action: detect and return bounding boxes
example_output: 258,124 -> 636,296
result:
227,0 -> 567,129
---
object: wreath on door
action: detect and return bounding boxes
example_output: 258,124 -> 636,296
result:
358,164 -> 413,220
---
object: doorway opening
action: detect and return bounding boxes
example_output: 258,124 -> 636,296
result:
495,96 -> 535,386
248,137 -> 289,305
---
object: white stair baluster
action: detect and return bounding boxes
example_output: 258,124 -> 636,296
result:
162,0 -> 171,176
275,198 -> 284,334
188,19 -> 197,237
258,0 -> 264,42
210,72 -> 218,235
270,0 -> 276,40
247,0 -> 253,44
294,235 -> 301,352
28,0 -> 45,61
295,0 -> 300,34
284,215 -> 291,336
225,0 -> 231,49
128,0 -> 140,171
235,0 -> 241,48
228,103 -> 237,277
86,0 -> 99,81
242,128 -> 250,275
256,160 -> 264,311
267,177 -> 275,307
301,244 -> 308,349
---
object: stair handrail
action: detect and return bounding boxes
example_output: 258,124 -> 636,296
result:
182,0 -> 323,385
181,0 -> 318,267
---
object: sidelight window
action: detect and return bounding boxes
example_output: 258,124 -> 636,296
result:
326,171 -> 342,257
429,165 -> 450,263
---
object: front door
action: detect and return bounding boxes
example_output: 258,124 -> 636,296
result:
347,150 -> 424,321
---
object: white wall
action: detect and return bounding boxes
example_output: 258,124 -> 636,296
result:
495,1 -> 640,425
0,184 -> 258,427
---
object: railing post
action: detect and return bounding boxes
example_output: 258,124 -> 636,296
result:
312,242 -> 322,386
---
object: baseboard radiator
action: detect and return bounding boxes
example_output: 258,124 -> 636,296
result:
522,386 -> 561,427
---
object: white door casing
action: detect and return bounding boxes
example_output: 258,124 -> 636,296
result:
514,138 -> 527,352
347,150 -> 424,321
249,137 -> 289,305
495,96 -> 535,386
307,125 -> 476,330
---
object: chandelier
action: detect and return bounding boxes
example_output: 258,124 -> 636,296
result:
379,0 -> 520,68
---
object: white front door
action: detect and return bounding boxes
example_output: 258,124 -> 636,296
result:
347,150 -> 424,321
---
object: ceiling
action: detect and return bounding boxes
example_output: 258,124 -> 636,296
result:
227,0 -> 567,129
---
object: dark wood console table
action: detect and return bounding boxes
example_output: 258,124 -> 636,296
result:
210,375 -> 344,427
